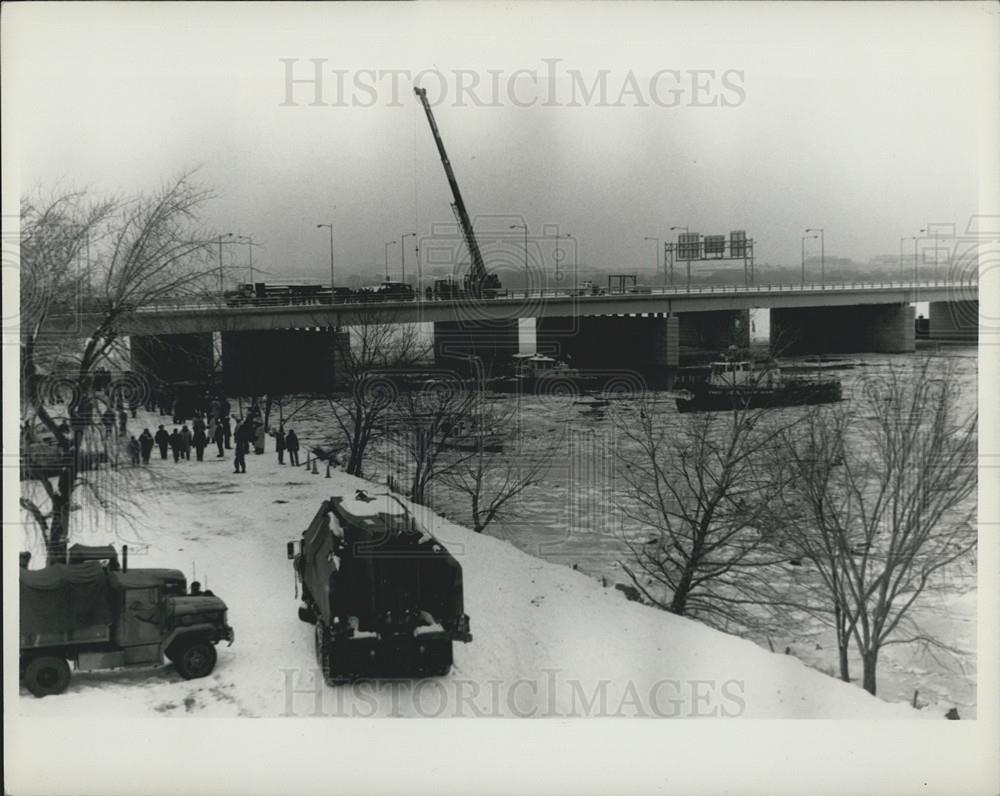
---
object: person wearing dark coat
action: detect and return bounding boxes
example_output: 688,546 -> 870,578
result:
127,436 -> 141,467
169,429 -> 182,463
139,429 -> 154,464
285,429 -> 300,467
272,427 -> 287,464
193,415 -> 206,435
193,425 -> 208,461
118,407 -> 128,435
233,421 -> 249,474
101,408 -> 116,436
222,415 -> 232,450
179,425 -> 192,460
254,423 -> 266,455
154,425 -> 170,459
213,420 -> 225,457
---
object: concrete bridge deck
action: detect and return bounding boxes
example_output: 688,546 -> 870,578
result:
51,280 -> 979,335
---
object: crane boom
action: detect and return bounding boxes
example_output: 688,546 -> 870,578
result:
414,86 -> 493,293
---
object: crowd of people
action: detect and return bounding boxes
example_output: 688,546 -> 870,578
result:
126,397 -> 301,474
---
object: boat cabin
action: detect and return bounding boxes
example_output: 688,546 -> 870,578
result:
707,360 -> 781,389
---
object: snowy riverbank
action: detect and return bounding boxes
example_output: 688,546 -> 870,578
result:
18,415 -> 932,719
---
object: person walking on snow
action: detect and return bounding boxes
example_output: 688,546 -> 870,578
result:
179,425 -> 192,460
285,429 -> 300,467
233,420 -> 249,474
127,436 -> 140,467
139,429 -> 154,464
169,428 -> 182,463
154,425 -> 170,459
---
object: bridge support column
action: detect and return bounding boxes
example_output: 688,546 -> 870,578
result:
771,303 -> 915,355
130,333 -> 215,395
221,328 -> 346,396
536,314 -> 679,386
929,300 -> 978,342
433,319 -> 519,377
676,310 -> 750,359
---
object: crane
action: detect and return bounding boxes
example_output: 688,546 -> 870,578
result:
414,86 -> 501,298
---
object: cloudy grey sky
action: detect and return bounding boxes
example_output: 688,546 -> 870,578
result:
4,2 -> 997,284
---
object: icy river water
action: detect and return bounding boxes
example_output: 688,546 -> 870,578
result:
286,342 -> 978,716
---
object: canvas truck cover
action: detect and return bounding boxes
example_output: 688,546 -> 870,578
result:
20,561 -> 114,636
299,494 -> 466,632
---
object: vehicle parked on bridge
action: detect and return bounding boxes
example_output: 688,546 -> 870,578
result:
19,545 -> 234,697
288,491 -> 472,683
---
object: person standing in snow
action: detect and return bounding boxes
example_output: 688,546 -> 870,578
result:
169,428 -> 182,462
193,424 -> 208,461
254,422 -> 266,455
127,436 -> 140,467
285,429 -> 300,467
118,406 -> 128,435
139,429 -> 154,464
233,421 -> 249,474
222,415 -> 232,450
213,419 -> 225,457
272,426 -> 286,465
154,425 -> 170,459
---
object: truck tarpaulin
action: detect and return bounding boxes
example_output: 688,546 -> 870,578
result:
20,561 -> 113,635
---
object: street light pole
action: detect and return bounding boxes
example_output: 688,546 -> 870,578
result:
236,235 -> 256,283
801,234 -> 818,286
317,223 -> 335,293
217,232 -> 233,293
899,236 -> 907,284
401,232 -> 416,285
806,228 -> 824,285
384,241 -> 397,280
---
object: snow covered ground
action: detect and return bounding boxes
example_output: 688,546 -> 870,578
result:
17,411 -> 934,719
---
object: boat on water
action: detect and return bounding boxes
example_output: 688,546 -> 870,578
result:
675,358 -> 842,413
500,353 -> 598,394
440,417 -> 505,453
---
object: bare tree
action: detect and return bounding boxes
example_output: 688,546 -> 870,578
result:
613,392 -> 801,630
20,174 -> 217,563
326,308 -> 428,477
773,357 -> 977,695
387,374 -> 482,504
439,388 -> 554,533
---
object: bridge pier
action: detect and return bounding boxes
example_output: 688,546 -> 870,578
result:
928,300 -> 978,342
433,320 -> 519,376
770,303 -> 915,355
535,314 -> 680,385
130,333 -> 215,389
677,310 -> 750,358
220,328 -> 348,396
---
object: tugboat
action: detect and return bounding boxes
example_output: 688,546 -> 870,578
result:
675,356 -> 842,413
440,417 -> 505,453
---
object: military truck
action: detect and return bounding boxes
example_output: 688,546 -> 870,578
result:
19,545 -> 234,697
288,492 -> 472,683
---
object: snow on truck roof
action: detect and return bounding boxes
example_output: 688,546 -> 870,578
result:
336,493 -> 407,518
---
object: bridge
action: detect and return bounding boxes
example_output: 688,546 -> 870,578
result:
50,279 -> 978,393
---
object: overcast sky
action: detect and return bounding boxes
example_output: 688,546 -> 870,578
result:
4,2 -> 997,285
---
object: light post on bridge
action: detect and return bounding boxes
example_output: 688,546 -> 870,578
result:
383,241 -> 397,281
551,232 -> 571,290
510,223 -> 528,294
317,222 -> 335,294
805,228 -> 824,285
400,232 -> 416,286
217,233 -> 233,294
669,227 -> 688,287
915,228 -> 926,284
801,234 -> 818,286
235,235 -> 260,284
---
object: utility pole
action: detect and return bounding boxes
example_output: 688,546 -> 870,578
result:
401,232 -> 416,285
806,228 -> 824,285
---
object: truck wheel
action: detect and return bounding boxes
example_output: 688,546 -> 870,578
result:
174,639 -> 217,680
24,655 -> 71,697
